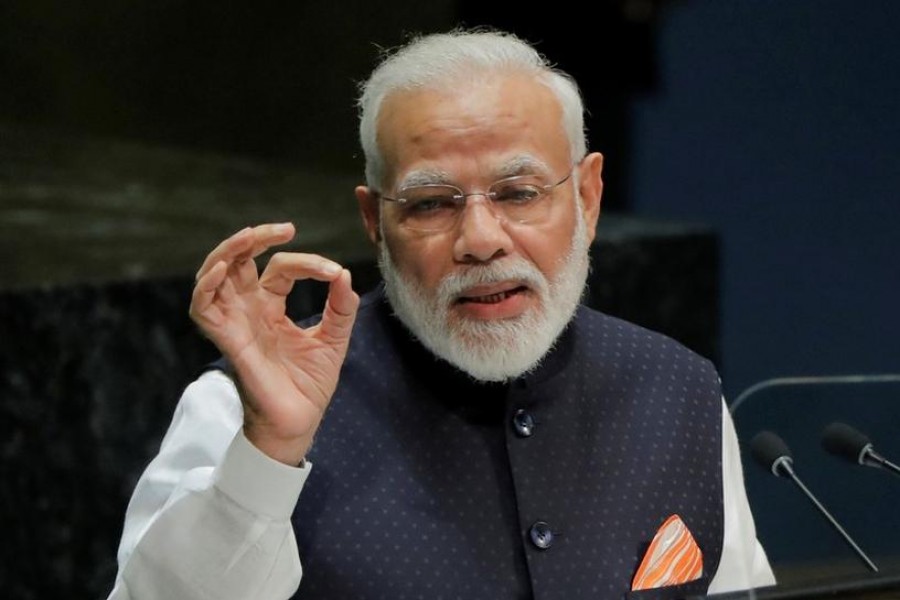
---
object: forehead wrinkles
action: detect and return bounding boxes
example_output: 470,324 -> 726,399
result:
378,74 -> 568,187
396,154 -> 553,190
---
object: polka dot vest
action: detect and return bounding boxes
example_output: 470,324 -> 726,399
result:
230,286 -> 724,599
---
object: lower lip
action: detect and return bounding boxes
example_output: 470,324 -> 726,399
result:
453,288 -> 531,320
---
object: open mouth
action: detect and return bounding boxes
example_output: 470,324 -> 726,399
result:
456,285 -> 529,305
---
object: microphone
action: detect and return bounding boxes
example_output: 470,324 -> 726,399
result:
822,422 -> 900,479
750,430 -> 879,573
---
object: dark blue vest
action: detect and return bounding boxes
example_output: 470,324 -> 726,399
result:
212,287 -> 724,598
282,289 -> 724,599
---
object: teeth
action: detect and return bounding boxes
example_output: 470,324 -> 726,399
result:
458,286 -> 525,304
468,291 -> 508,303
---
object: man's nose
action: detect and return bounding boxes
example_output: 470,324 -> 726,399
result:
452,196 -> 514,263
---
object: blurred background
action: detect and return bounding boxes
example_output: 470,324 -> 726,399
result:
1,0 -> 898,597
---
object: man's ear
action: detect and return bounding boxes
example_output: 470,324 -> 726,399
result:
577,152 -> 604,244
355,185 -> 381,244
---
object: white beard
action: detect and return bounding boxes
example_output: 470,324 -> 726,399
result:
379,207 -> 591,382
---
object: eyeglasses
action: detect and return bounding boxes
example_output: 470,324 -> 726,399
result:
378,169 -> 574,233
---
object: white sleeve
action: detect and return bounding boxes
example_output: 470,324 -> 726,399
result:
107,370 -> 310,600
708,399 -> 777,594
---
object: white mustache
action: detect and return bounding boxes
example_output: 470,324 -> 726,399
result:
437,259 -> 549,303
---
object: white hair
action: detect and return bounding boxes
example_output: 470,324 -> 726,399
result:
357,29 -> 588,189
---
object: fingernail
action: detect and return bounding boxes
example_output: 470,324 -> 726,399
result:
322,262 -> 342,275
275,222 -> 293,234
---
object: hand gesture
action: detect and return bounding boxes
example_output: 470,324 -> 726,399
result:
190,223 -> 360,465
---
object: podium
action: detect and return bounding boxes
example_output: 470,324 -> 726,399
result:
701,570 -> 900,599
728,375 -> 900,597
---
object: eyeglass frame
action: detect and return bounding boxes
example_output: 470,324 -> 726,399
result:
375,167 -> 576,233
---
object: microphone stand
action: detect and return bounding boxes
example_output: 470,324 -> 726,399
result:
862,446 -> 900,480
774,456 -> 879,573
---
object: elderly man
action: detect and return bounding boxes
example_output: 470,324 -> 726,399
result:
109,30 -> 774,599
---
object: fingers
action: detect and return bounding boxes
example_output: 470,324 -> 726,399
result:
190,223 -> 359,349
195,223 -> 296,282
258,255 -> 359,344
320,269 -> 360,345
258,252 -> 346,297
189,259 -> 228,325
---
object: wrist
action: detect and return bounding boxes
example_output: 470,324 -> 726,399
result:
243,424 -> 311,467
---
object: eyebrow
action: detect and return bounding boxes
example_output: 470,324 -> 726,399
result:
395,155 -> 554,190
495,155 -> 553,179
396,169 -> 453,189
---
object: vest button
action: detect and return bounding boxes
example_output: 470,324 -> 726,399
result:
512,409 -> 535,437
529,521 -> 554,550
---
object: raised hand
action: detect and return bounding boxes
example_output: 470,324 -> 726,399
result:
190,223 -> 360,465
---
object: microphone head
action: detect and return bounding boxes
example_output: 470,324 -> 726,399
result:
822,422 -> 872,465
750,431 -> 793,476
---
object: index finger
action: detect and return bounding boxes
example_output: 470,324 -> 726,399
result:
258,252 -> 345,297
195,222 -> 296,281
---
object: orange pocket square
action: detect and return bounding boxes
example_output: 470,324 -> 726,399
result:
631,514 -> 703,591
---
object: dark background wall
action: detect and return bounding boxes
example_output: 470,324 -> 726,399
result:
628,0 -> 900,575
629,0 -> 900,398
0,0 -> 454,172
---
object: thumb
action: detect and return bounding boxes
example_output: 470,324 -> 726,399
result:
319,269 -> 359,347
